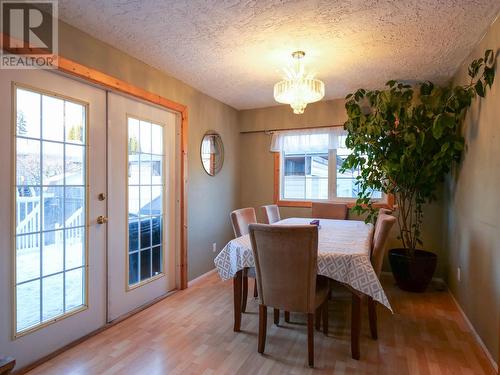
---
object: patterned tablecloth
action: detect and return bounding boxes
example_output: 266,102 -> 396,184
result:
214,218 -> 392,311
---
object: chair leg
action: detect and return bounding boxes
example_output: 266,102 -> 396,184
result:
351,293 -> 361,360
273,308 -> 280,325
368,297 -> 378,340
258,305 -> 267,354
284,311 -> 290,323
241,271 -> 248,313
233,270 -> 242,332
307,313 -> 314,367
322,301 -> 329,335
253,279 -> 258,298
315,307 -> 321,331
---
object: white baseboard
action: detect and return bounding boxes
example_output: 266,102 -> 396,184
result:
448,291 -> 498,373
188,268 -> 217,287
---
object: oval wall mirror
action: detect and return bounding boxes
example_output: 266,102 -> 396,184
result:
200,131 -> 224,176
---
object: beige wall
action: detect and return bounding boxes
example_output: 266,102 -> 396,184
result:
239,100 -> 446,277
57,21 -> 240,280
446,16 -> 499,364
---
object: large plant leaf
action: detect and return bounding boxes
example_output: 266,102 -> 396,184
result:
474,80 -> 485,97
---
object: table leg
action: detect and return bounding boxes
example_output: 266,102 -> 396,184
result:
351,293 -> 361,360
233,270 -> 242,332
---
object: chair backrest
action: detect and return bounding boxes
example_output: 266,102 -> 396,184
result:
372,208 -> 393,249
230,207 -> 257,237
371,213 -> 396,277
261,204 -> 281,224
249,224 -> 319,313
311,202 -> 348,220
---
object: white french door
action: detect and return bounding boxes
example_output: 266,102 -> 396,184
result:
0,71 -> 180,369
106,92 -> 178,322
0,69 -> 107,368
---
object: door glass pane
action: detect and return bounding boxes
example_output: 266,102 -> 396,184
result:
127,117 -> 164,287
128,186 -> 140,217
151,187 -> 162,215
42,273 -> 64,320
129,220 -> 139,252
65,268 -> 84,311
16,89 -> 40,138
151,155 -> 162,186
14,87 -> 87,335
17,138 -> 40,186
140,219 -> 151,249
16,186 -> 41,234
128,158 -> 140,185
42,96 -> 64,142
152,216 -> 161,245
140,153 -> 152,186
42,230 -> 64,276
65,145 -> 85,185
140,249 -> 151,281
65,187 -> 85,227
16,234 -> 40,283
42,186 -> 64,231
42,142 -> 64,186
140,186 -> 152,217
151,124 -> 163,155
152,246 -> 162,275
128,253 -> 139,285
65,228 -> 84,269
139,120 -> 151,153
65,101 -> 85,144
17,280 -> 40,332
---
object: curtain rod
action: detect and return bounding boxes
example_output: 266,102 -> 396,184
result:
239,123 -> 344,135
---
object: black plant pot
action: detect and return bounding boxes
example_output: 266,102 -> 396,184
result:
388,248 -> 437,292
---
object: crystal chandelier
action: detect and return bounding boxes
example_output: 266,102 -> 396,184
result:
273,51 -> 325,114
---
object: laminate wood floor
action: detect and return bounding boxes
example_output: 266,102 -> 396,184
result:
26,273 -> 495,375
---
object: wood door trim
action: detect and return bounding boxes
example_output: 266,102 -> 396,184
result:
1,34 -> 188,289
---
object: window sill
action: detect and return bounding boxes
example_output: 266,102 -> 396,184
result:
276,197 -> 394,210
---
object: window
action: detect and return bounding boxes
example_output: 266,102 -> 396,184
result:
127,117 -> 164,288
282,152 -> 329,200
274,129 -> 387,206
14,86 -> 87,335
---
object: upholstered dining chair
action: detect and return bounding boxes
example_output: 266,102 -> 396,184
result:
261,204 -> 281,224
311,202 -> 348,220
367,210 -> 396,339
248,224 -> 329,368
230,207 -> 258,311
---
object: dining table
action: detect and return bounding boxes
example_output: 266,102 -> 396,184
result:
214,217 -> 393,360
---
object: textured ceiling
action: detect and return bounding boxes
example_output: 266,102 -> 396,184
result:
58,0 -> 499,110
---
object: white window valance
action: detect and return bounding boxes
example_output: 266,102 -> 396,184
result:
269,127 -> 347,153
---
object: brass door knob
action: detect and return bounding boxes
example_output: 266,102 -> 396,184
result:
96,215 -> 108,224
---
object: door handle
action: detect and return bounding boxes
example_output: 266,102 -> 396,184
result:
97,215 -> 108,224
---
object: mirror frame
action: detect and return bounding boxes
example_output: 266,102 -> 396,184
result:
200,131 -> 224,176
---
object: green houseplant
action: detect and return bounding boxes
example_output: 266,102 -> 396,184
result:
341,49 -> 496,292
